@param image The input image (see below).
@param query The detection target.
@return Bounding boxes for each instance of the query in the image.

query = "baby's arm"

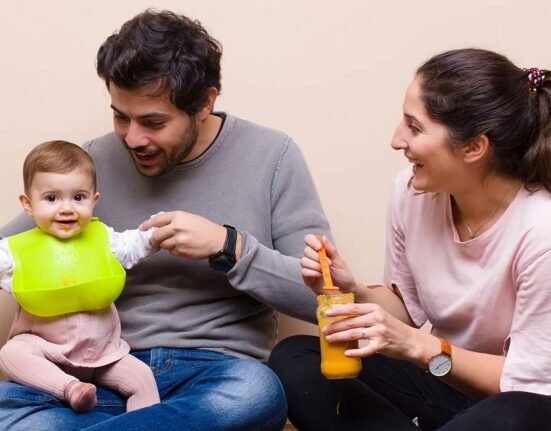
[107,226,158,269]
[0,239,15,293]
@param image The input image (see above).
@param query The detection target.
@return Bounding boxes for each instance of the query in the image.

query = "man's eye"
[114,114,129,122]
[146,121,165,129]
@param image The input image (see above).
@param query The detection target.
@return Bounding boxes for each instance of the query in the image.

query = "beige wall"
[0,1,549,348]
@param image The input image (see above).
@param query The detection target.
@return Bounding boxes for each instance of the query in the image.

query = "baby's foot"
[64,380,97,412]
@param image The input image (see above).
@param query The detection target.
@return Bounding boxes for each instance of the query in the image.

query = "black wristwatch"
[208,225,237,273]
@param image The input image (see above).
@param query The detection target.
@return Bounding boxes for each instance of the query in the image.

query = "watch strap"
[222,225,237,257]
[440,337,452,357]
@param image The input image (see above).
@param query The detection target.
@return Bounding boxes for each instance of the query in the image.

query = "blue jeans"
[0,348,288,431]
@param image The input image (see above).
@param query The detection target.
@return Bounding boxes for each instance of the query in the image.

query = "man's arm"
[227,139,331,323]
[1,212,35,238]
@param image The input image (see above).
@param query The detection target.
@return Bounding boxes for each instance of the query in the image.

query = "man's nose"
[124,121,148,149]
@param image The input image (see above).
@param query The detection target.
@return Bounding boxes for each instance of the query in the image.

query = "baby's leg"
[94,354,160,411]
[0,338,96,412]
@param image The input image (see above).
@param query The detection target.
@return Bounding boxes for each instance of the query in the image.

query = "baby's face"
[20,169,99,239]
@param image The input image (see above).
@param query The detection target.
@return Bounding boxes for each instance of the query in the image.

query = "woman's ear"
[462,134,490,164]
[19,194,33,217]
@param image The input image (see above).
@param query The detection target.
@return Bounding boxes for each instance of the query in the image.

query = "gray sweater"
[1,114,331,361]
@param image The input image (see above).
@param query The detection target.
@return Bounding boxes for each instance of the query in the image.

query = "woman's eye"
[408,124,421,135]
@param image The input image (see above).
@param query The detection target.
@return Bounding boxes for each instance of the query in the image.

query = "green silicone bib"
[8,218,125,317]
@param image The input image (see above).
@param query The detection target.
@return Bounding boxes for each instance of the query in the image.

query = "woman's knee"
[268,335,320,387]
[444,391,551,431]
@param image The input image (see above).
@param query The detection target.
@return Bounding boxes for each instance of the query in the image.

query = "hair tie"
[524,67,545,91]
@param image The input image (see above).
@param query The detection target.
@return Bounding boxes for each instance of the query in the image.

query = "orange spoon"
[317,236,339,291]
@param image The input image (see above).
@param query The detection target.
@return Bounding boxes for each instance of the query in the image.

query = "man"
[0,9,330,430]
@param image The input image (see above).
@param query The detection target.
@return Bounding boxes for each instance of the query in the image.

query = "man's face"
[109,83,198,177]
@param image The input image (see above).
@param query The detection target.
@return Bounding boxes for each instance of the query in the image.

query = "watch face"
[209,254,236,273]
[428,353,452,377]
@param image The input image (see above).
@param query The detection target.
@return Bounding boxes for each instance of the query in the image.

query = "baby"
[0,140,160,412]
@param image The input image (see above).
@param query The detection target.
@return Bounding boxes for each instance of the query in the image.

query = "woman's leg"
[269,335,474,431]
[440,391,551,431]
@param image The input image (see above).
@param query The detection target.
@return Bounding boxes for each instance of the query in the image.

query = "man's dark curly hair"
[96,9,222,115]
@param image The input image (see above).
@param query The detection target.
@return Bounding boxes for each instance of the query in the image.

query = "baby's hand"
[139,212,165,231]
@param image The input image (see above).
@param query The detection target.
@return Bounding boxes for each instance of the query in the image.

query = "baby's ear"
[93,192,101,206]
[19,194,33,217]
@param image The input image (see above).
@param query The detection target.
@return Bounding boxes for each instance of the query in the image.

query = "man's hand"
[140,211,227,259]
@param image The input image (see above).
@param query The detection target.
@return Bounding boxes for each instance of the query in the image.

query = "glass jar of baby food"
[316,292,362,379]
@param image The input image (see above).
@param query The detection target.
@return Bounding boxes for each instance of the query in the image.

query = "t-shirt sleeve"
[500,243,551,394]
[383,170,427,328]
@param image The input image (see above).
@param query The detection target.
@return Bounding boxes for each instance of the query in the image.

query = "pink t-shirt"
[384,168,551,395]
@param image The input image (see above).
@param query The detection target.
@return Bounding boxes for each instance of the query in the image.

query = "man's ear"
[197,87,219,121]
[19,194,33,217]
[462,134,490,164]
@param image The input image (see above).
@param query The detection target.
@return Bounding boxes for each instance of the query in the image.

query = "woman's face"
[391,77,465,193]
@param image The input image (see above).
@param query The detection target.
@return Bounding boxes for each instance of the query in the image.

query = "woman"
[268,49,551,430]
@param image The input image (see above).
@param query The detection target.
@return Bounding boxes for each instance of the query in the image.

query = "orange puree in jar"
[316,292,362,379]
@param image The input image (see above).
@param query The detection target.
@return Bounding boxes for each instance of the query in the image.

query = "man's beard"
[127,119,199,177]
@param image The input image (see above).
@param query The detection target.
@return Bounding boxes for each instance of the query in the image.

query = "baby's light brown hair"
[23,140,97,194]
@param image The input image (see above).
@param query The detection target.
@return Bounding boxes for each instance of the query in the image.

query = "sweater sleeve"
[228,138,330,323]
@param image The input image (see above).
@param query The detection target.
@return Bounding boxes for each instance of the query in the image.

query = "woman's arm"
[301,234,414,325]
[323,302,504,398]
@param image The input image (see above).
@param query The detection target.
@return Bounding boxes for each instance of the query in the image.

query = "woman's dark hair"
[417,48,551,191]
[96,9,222,115]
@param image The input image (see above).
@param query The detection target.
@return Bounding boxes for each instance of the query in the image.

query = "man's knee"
[208,359,287,430]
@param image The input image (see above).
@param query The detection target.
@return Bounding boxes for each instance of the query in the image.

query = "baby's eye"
[46,195,57,202]
[74,194,86,202]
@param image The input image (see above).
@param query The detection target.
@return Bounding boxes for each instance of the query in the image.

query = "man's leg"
[440,391,551,431]
[84,348,287,431]
[0,381,124,431]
